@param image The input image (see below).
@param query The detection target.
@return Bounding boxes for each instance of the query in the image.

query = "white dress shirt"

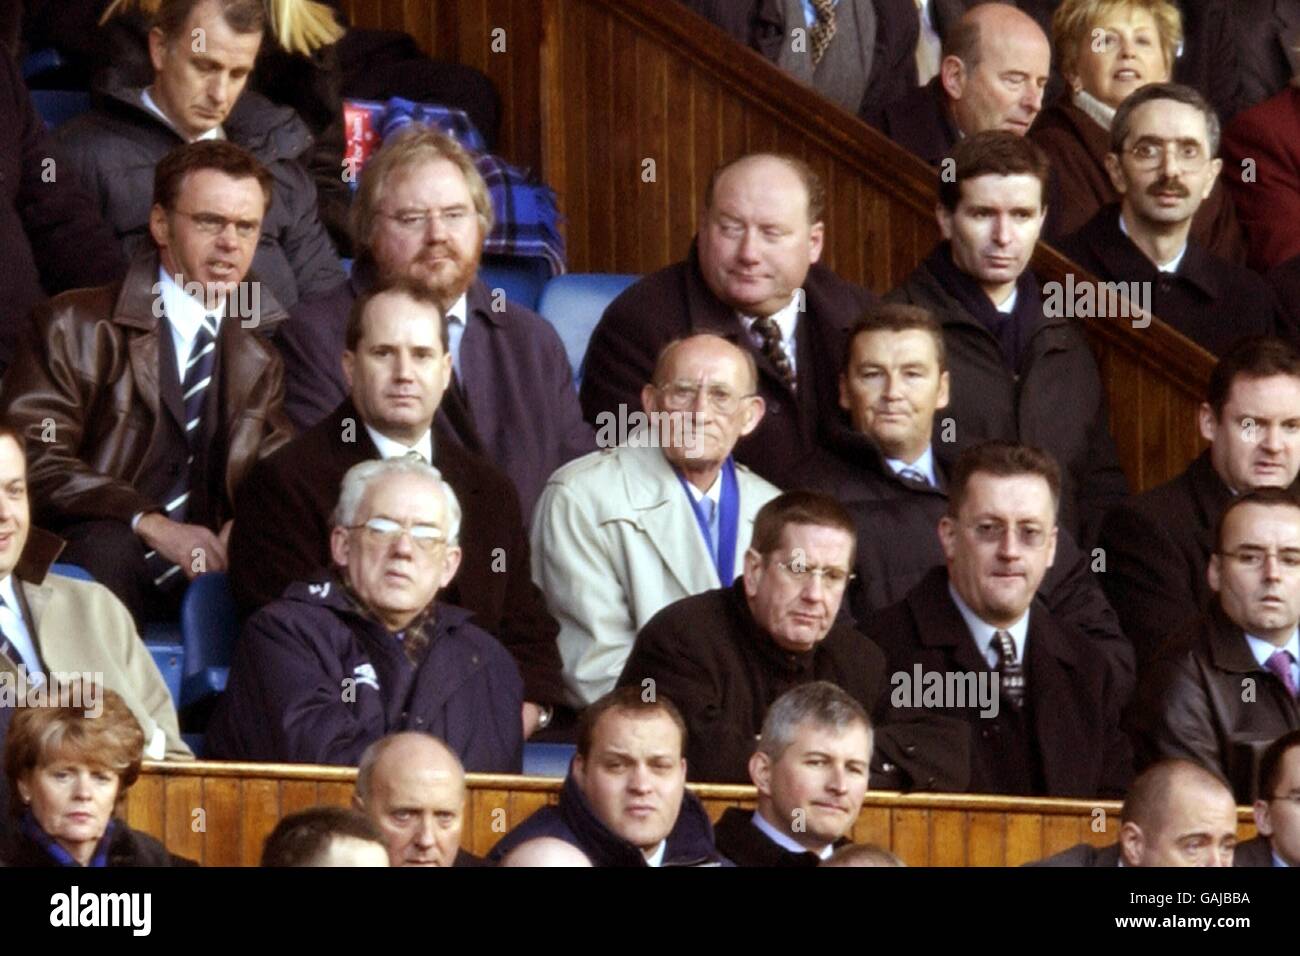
[0,574,40,678]
[364,425,434,464]
[949,583,1030,668]
[141,88,223,141]
[156,267,224,383]
[885,444,937,487]
[752,810,834,860]
[643,839,667,867]
[445,292,470,377]
[740,293,802,378]
[1119,211,1188,273]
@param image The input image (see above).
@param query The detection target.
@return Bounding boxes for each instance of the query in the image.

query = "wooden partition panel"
[122,762,1257,867]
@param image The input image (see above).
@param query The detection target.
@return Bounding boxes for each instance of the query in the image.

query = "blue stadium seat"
[48,563,184,708]
[21,48,64,82]
[29,90,91,131]
[523,742,576,778]
[179,572,239,712]
[480,255,552,312]
[536,273,639,386]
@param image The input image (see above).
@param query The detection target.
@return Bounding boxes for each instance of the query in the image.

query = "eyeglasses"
[379,207,475,232]
[774,561,854,589]
[172,209,261,240]
[346,517,447,551]
[655,382,754,415]
[1124,138,1208,171]
[966,520,1051,549]
[1217,548,1300,571]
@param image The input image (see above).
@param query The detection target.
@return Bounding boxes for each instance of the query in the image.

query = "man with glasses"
[1058,82,1283,356]
[616,490,968,789]
[1237,729,1300,866]
[0,140,293,627]
[207,456,524,771]
[1131,489,1300,802]
[867,440,1133,797]
[228,276,566,740]
[532,334,780,710]
[280,125,593,519]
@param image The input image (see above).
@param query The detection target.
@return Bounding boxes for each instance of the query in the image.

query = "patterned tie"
[809,0,838,66]
[404,448,426,464]
[397,615,435,668]
[898,467,929,487]
[1266,649,1299,698]
[990,630,1026,710]
[144,317,219,590]
[751,315,797,390]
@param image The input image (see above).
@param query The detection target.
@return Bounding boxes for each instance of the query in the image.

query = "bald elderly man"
[580,153,875,490]
[1033,759,1240,866]
[881,3,1051,165]
[352,732,483,867]
[499,837,594,868]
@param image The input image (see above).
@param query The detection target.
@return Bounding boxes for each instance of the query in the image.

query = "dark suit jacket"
[615,580,970,790]
[1233,0,1300,113]
[879,77,958,165]
[866,567,1135,798]
[1031,99,1246,264]
[713,806,842,867]
[580,244,875,489]
[1130,606,1300,802]
[804,422,1135,704]
[885,252,1127,549]
[1029,842,1123,867]
[275,265,595,520]
[1057,205,1281,357]
[1098,451,1238,670]
[1223,86,1300,272]
[1233,835,1278,867]
[227,398,566,706]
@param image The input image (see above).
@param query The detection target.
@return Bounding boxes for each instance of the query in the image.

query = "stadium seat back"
[179,572,239,710]
[536,273,639,386]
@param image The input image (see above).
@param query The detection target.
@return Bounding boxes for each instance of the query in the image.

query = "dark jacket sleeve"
[578,283,665,427]
[869,678,973,793]
[616,616,760,784]
[272,158,347,302]
[858,0,920,127]
[1128,650,1225,779]
[1076,371,1129,552]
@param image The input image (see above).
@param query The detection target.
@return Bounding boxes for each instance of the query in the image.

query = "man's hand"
[218,519,233,553]
[136,513,228,579]
[522,701,545,739]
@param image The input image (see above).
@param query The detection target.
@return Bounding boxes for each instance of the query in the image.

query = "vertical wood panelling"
[200,777,243,867]
[163,775,204,863]
[930,809,968,866]
[1004,813,1043,867]
[967,812,1006,867]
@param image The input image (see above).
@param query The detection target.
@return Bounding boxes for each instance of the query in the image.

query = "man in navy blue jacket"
[207,456,523,772]
[489,688,725,867]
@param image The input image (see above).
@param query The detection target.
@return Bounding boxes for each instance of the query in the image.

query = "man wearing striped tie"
[0,140,293,626]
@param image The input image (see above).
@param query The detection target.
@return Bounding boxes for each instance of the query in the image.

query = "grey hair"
[757,682,872,761]
[331,457,462,545]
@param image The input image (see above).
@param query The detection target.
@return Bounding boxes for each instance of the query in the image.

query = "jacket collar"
[1185,450,1235,552]
[14,528,66,586]
[723,578,822,680]
[282,573,474,633]
[1082,205,1221,299]
[1203,603,1276,675]
[113,248,288,334]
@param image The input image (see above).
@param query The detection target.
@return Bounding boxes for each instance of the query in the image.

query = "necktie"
[751,315,797,390]
[699,496,719,556]
[898,467,929,487]
[0,595,42,683]
[990,630,1026,710]
[809,0,838,66]
[404,448,427,464]
[1266,649,1299,698]
[144,316,219,590]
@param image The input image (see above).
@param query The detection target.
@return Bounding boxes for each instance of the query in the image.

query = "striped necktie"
[990,630,1026,710]
[144,317,219,590]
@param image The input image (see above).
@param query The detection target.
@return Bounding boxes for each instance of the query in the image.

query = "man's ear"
[936,203,954,241]
[330,525,351,569]
[351,792,366,812]
[641,383,659,417]
[1197,401,1217,444]
[749,750,772,794]
[149,204,170,258]
[939,55,966,101]
[742,548,764,598]
[937,515,958,562]
[738,396,766,437]
[147,27,170,75]
[438,545,463,590]
[808,221,825,264]
[1202,157,1224,200]
[1207,552,1223,595]
[342,349,357,392]
[571,753,586,789]
[1253,798,1274,837]
[936,369,951,411]
[839,373,851,412]
[1103,152,1128,195]
[1118,821,1144,867]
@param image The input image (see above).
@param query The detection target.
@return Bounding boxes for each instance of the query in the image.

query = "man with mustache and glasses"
[866,440,1133,797]
[1059,82,1285,356]
[1131,489,1300,803]
[207,456,524,771]
[278,125,593,521]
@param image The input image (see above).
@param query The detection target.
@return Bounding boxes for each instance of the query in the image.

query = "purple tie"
[1266,650,1299,698]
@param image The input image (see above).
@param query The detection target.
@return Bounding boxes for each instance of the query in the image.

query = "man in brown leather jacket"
[0,140,293,625]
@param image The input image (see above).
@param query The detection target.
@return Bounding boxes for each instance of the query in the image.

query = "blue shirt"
[885,445,937,487]
[1244,628,1300,690]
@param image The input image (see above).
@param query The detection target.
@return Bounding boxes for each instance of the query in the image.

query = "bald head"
[354,733,467,867]
[499,837,594,868]
[941,3,1050,138]
[1119,760,1239,867]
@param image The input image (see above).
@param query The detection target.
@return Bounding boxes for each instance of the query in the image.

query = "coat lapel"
[907,568,993,676]
[1024,609,1096,792]
[621,443,719,595]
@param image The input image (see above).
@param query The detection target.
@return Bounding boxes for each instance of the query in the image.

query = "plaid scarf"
[338,576,439,669]
[22,810,117,868]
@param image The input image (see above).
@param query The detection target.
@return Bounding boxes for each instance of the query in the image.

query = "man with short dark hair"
[260,807,389,867]
[616,491,967,789]
[0,139,293,625]
[1058,82,1281,356]
[228,276,565,737]
[207,458,524,771]
[1131,490,1300,801]
[1099,336,1300,669]
[1033,759,1239,866]
[352,732,483,867]
[713,682,872,866]
[881,2,1051,164]
[868,440,1133,797]
[887,130,1126,549]
[804,303,1133,695]
[55,0,344,312]
[489,688,726,867]
[1237,729,1300,866]
[581,152,875,490]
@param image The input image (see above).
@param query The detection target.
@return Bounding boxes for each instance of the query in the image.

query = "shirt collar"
[885,445,937,487]
[140,87,224,141]
[0,574,20,612]
[751,810,833,860]
[1118,211,1188,273]
[738,293,801,346]
[949,581,1030,666]
[446,291,469,327]
[994,285,1019,314]
[1244,628,1300,670]
[363,424,435,463]
[681,469,723,507]
[643,840,667,867]
[157,267,223,339]
[1273,850,1291,868]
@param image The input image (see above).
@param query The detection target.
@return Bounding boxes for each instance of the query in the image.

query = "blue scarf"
[21,809,117,867]
[676,457,741,586]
